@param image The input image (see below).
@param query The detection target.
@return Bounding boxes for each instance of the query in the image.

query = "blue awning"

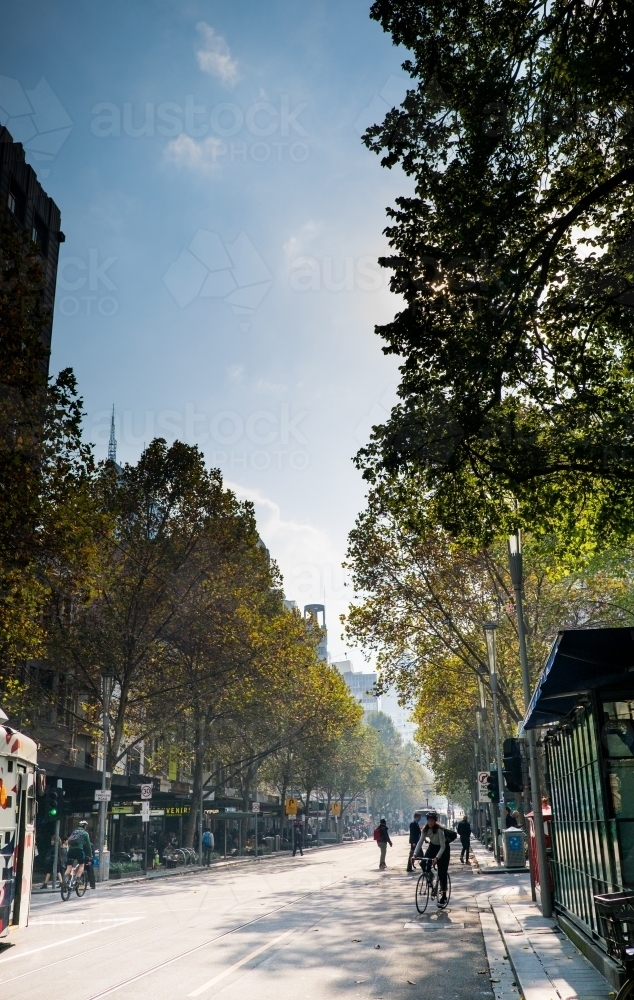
[521,627,634,731]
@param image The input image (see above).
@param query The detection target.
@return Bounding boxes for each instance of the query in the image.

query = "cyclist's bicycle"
[61,862,88,901]
[415,857,452,913]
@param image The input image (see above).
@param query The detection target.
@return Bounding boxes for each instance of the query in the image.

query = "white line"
[0,917,142,966]
[188,928,295,997]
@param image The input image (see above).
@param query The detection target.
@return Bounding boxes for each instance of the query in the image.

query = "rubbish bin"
[502,828,526,868]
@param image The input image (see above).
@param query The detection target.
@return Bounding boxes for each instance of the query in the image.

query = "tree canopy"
[358,0,634,547]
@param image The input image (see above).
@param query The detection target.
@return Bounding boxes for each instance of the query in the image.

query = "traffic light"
[46,789,59,819]
[502,737,524,793]
[486,770,500,803]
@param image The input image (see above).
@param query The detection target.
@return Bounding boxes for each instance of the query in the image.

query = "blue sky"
[1,1,410,664]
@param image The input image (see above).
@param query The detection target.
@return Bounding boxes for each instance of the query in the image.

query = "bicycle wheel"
[415,872,430,913]
[60,875,71,901]
[437,873,451,909]
[617,978,634,1000]
[76,871,88,897]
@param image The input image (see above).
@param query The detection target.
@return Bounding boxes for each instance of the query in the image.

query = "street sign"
[331,802,341,816]
[477,771,490,804]
[94,789,111,802]
[251,801,260,812]
[140,784,152,800]
[141,801,150,822]
[285,797,298,816]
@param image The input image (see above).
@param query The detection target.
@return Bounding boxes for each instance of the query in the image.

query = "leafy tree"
[358,1,634,546]
[320,723,385,839]
[345,479,634,792]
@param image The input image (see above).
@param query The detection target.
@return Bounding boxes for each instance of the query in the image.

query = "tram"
[0,709,38,938]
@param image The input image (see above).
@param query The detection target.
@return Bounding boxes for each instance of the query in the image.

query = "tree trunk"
[184,737,204,847]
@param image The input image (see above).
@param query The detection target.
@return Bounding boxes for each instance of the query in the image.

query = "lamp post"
[99,670,114,883]
[508,532,552,916]
[483,623,504,863]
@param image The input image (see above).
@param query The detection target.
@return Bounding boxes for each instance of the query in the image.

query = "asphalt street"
[0,837,500,1000]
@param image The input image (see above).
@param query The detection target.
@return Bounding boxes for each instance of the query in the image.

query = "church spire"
[108,405,117,464]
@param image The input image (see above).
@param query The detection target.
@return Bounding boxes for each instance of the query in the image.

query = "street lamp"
[99,670,114,883]
[483,621,504,862]
[507,531,552,916]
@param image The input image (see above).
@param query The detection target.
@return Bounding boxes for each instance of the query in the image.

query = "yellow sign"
[285,797,298,815]
[331,802,341,816]
[168,746,178,781]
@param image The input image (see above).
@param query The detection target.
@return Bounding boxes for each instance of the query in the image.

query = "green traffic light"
[49,807,58,817]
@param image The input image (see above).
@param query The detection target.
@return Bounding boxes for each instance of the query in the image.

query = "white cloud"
[282,220,322,262]
[195,22,240,88]
[226,364,244,381]
[228,482,349,622]
[163,133,225,173]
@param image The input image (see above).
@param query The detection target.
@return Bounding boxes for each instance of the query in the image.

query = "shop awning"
[521,627,634,731]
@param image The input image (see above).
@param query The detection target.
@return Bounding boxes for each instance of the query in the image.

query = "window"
[31,213,49,256]
[7,180,25,224]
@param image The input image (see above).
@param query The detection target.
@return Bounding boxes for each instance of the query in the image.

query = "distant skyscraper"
[304,604,327,662]
[107,406,117,464]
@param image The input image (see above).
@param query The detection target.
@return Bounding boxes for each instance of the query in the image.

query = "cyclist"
[414,810,450,906]
[65,820,92,881]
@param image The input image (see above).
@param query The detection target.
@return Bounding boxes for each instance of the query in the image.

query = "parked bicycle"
[61,861,88,901]
[415,857,452,913]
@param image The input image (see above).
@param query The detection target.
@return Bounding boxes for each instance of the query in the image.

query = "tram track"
[0,855,375,999]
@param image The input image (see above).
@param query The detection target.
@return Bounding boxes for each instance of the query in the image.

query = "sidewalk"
[470,840,614,1000]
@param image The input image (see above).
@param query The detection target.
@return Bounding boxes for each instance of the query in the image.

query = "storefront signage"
[164,805,190,816]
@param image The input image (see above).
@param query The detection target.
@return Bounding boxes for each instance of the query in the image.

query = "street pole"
[52,778,62,889]
[199,755,204,865]
[478,674,500,862]
[99,671,114,883]
[508,532,552,917]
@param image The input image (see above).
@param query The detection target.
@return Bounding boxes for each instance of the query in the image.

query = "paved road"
[0,837,497,1000]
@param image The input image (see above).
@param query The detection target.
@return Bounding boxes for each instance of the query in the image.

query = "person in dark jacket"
[414,811,450,905]
[376,818,392,869]
[457,815,471,864]
[407,811,422,872]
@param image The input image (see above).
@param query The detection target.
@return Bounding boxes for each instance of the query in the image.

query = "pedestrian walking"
[374,818,392,869]
[40,836,63,888]
[202,828,214,865]
[407,811,422,872]
[86,834,96,888]
[292,819,303,856]
[457,814,471,864]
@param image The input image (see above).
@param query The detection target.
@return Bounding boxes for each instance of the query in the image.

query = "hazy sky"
[1,1,410,665]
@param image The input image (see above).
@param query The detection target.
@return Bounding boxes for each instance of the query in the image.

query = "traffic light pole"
[51,778,62,890]
[508,534,552,918]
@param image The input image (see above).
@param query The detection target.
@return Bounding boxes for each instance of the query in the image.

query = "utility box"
[502,828,526,868]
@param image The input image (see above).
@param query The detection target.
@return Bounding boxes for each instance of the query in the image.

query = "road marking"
[188,928,295,996]
[0,917,142,967]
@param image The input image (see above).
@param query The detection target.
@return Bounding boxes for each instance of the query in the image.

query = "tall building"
[0,125,64,370]
[304,604,327,662]
[333,661,380,714]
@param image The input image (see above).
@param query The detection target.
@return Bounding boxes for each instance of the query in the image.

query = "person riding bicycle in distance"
[414,810,450,906]
[65,820,92,880]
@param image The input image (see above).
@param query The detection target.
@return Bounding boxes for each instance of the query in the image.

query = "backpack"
[68,830,83,847]
[373,826,381,841]
[202,831,212,847]
[443,827,458,843]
